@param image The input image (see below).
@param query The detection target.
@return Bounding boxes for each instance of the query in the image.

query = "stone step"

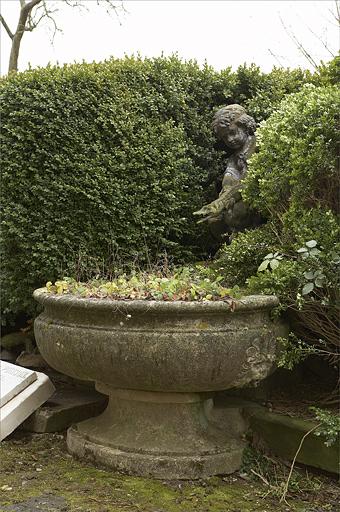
[22,386,108,433]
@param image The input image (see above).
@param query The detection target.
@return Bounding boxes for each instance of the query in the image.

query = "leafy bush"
[243,84,339,218]
[310,407,340,447]
[248,242,340,363]
[0,56,334,324]
[213,224,278,287]
[222,84,340,364]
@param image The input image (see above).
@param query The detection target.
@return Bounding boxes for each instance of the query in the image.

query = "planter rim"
[33,288,279,313]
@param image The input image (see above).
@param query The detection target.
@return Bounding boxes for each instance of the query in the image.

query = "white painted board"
[0,364,55,441]
[0,361,37,407]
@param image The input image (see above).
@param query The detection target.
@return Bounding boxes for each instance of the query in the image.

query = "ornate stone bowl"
[33,290,287,479]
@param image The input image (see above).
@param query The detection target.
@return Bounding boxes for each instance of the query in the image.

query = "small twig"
[280,423,321,504]
[250,468,270,486]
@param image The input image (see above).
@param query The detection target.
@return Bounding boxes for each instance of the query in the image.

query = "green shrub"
[238,85,339,363]
[243,84,339,218]
[0,56,334,324]
[213,224,278,287]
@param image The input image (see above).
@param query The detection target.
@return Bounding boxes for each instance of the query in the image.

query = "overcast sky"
[0,1,339,75]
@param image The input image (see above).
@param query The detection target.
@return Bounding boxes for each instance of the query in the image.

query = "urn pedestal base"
[66,385,246,479]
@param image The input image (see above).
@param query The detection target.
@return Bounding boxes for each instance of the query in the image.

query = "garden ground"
[0,431,339,512]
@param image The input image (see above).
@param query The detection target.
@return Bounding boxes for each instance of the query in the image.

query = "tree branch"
[25,2,62,41]
[23,0,44,13]
[279,15,319,69]
[0,14,14,39]
[97,0,126,22]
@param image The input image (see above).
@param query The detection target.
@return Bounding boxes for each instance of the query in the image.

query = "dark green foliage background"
[1,56,334,323]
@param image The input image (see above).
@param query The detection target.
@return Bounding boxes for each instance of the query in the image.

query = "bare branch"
[0,14,14,39]
[268,48,285,68]
[5,0,126,73]
[25,2,62,41]
[279,15,319,69]
[305,22,336,58]
[96,0,126,22]
[64,1,89,13]
[329,0,340,25]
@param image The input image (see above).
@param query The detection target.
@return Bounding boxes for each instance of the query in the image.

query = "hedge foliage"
[0,56,336,323]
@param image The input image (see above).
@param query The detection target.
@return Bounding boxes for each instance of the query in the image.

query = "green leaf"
[302,282,314,295]
[303,271,315,280]
[258,260,270,272]
[269,259,280,270]
[305,240,317,248]
[309,248,321,257]
[314,277,325,288]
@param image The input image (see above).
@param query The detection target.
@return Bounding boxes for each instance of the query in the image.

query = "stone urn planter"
[33,290,287,479]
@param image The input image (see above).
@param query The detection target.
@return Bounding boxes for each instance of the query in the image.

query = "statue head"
[212,104,256,151]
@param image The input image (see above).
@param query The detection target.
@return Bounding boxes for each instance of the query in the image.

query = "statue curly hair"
[212,104,256,141]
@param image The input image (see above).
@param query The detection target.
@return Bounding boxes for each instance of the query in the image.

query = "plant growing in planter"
[34,267,287,479]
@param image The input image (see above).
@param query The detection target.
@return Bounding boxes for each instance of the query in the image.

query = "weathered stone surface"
[16,351,48,369]
[33,292,286,392]
[194,104,261,238]
[33,290,287,479]
[1,362,37,408]
[244,405,340,475]
[67,387,245,479]
[22,387,108,433]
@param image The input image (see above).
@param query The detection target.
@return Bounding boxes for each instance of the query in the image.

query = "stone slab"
[1,366,55,441]
[22,387,108,433]
[244,405,340,475]
[0,361,37,407]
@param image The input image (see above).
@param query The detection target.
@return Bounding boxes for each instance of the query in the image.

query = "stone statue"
[194,104,260,239]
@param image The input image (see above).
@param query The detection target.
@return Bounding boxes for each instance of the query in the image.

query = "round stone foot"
[66,387,246,479]
[67,425,243,479]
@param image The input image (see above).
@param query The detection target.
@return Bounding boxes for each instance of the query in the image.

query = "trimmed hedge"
[0,56,334,324]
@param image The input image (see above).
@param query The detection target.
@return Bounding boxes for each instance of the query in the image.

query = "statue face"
[219,122,247,150]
